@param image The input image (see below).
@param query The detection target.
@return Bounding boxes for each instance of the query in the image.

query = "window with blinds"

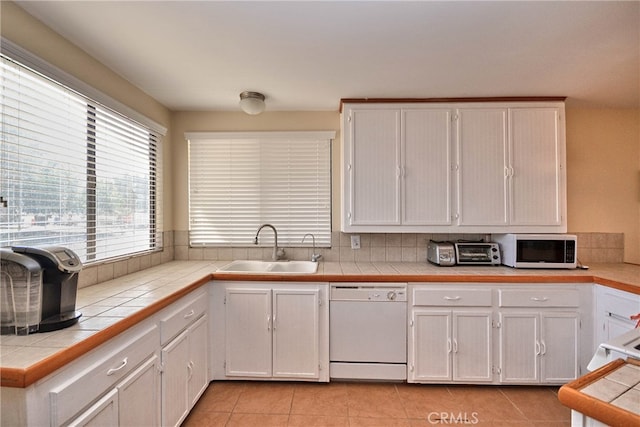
[0,53,162,263]
[187,132,333,248]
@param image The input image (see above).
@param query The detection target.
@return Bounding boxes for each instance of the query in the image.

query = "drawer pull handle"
[530,297,548,302]
[107,357,128,376]
[444,296,461,301]
[183,309,195,319]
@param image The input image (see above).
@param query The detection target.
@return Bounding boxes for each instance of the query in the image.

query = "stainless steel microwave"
[493,234,577,269]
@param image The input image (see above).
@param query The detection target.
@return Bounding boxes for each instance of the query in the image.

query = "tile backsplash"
[173,230,625,264]
[78,230,623,288]
[572,232,624,264]
[78,231,174,288]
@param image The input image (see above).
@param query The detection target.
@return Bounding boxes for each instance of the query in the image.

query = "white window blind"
[187,132,333,247]
[0,53,162,263]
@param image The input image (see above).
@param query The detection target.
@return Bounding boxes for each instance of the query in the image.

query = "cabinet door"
[402,109,452,225]
[453,311,493,382]
[272,289,320,379]
[225,288,272,377]
[346,108,401,226]
[67,389,118,427]
[595,285,640,346]
[456,108,509,226]
[540,312,579,383]
[499,312,539,383]
[161,330,190,427]
[411,310,451,381]
[509,108,563,225]
[188,314,209,407]
[118,354,160,427]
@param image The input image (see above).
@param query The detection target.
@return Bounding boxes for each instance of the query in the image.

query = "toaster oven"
[427,241,501,266]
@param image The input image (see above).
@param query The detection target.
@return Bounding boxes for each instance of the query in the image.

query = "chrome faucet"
[254,224,286,261]
[302,233,322,262]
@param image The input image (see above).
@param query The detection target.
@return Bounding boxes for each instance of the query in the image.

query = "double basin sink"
[217,260,318,274]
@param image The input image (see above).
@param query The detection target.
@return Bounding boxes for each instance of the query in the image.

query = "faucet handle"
[276,247,286,260]
[311,253,322,263]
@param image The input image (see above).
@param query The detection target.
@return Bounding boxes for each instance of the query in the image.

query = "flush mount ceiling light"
[239,91,266,115]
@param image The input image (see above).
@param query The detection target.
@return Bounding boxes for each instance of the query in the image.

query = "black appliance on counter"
[1,246,82,334]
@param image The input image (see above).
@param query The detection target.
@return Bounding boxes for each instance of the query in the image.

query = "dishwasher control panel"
[330,283,407,302]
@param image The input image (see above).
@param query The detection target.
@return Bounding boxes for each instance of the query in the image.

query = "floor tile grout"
[183,381,571,426]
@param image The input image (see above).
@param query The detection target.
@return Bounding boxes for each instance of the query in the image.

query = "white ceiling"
[15,1,640,111]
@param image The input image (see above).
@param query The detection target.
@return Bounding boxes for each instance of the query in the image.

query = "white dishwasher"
[329,283,407,380]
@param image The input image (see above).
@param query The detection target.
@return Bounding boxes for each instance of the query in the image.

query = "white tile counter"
[559,358,640,425]
[1,260,638,387]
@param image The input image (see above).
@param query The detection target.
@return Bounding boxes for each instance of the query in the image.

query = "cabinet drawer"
[160,289,208,345]
[50,323,158,426]
[599,287,640,319]
[499,288,579,307]
[413,288,492,307]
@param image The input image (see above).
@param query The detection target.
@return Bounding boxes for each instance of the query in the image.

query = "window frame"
[186,131,334,248]
[1,40,165,264]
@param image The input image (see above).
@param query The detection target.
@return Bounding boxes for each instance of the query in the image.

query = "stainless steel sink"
[216,260,318,274]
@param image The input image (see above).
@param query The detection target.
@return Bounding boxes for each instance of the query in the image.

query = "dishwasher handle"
[330,285,407,302]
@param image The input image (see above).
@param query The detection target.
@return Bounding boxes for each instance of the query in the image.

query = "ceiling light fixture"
[239,91,266,115]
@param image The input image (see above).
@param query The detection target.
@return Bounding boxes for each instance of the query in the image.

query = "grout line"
[393,382,411,420]
[497,386,529,422]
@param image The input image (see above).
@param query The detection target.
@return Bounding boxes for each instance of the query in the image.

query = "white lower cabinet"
[594,285,640,347]
[69,355,161,427]
[67,388,119,427]
[498,287,580,384]
[212,282,329,382]
[55,288,209,427]
[499,311,579,383]
[160,290,209,427]
[409,283,583,385]
[410,310,493,382]
[225,286,321,379]
[48,322,161,427]
[409,286,493,383]
[118,355,161,426]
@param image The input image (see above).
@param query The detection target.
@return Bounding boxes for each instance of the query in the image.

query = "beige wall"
[566,108,640,264]
[4,1,640,265]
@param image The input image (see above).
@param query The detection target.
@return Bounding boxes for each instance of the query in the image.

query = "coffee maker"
[1,246,82,335]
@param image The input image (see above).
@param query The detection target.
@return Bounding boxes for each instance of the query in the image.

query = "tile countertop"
[1,260,638,388]
[559,358,640,426]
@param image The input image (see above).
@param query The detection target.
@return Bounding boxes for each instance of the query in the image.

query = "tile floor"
[182,381,571,426]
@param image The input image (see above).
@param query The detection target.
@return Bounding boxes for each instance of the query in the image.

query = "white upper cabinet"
[402,109,453,226]
[456,108,509,226]
[508,107,564,226]
[341,100,566,233]
[345,108,401,226]
[342,104,453,231]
